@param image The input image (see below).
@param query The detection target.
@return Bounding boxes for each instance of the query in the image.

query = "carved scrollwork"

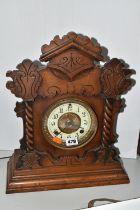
[47,86,62,97]
[6,59,42,101]
[45,85,97,97]
[80,85,95,96]
[101,58,135,98]
[47,50,94,81]
[75,145,119,163]
[94,145,119,163]
[16,151,42,169]
[55,155,81,165]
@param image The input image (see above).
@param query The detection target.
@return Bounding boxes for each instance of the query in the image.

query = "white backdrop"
[0,0,139,158]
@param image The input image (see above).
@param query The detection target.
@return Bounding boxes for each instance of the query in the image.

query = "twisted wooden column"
[102,99,113,146]
[25,102,34,151]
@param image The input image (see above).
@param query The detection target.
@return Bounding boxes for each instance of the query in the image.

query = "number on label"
[66,137,78,146]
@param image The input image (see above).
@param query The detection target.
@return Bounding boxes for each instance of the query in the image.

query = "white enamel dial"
[42,99,98,149]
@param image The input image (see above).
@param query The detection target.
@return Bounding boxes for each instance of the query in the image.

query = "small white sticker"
[65,137,78,146]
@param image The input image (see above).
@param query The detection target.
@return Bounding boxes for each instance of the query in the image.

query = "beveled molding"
[7,150,129,194]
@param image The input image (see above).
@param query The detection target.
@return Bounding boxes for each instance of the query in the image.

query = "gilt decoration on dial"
[42,99,98,149]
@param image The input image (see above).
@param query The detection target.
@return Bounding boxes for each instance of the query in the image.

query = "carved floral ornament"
[40,32,103,82]
[6,59,42,101]
[101,58,135,98]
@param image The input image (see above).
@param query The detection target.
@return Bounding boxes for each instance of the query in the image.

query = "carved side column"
[99,58,135,162]
[14,101,34,151]
[102,99,113,146]
[101,58,135,146]
[25,102,34,151]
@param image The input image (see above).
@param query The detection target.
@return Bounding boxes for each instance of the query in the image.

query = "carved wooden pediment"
[40,32,104,81]
[40,32,103,62]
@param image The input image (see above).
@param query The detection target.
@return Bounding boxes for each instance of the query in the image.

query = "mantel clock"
[6,32,135,193]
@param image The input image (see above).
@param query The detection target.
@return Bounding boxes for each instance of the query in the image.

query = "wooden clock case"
[6,32,135,193]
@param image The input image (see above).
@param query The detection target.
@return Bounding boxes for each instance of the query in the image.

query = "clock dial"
[42,99,98,149]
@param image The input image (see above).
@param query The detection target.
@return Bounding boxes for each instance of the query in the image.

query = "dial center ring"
[58,112,81,134]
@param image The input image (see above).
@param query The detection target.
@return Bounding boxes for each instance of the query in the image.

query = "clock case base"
[6,149,129,194]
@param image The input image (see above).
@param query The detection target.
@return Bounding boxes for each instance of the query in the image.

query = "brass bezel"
[42,98,98,150]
